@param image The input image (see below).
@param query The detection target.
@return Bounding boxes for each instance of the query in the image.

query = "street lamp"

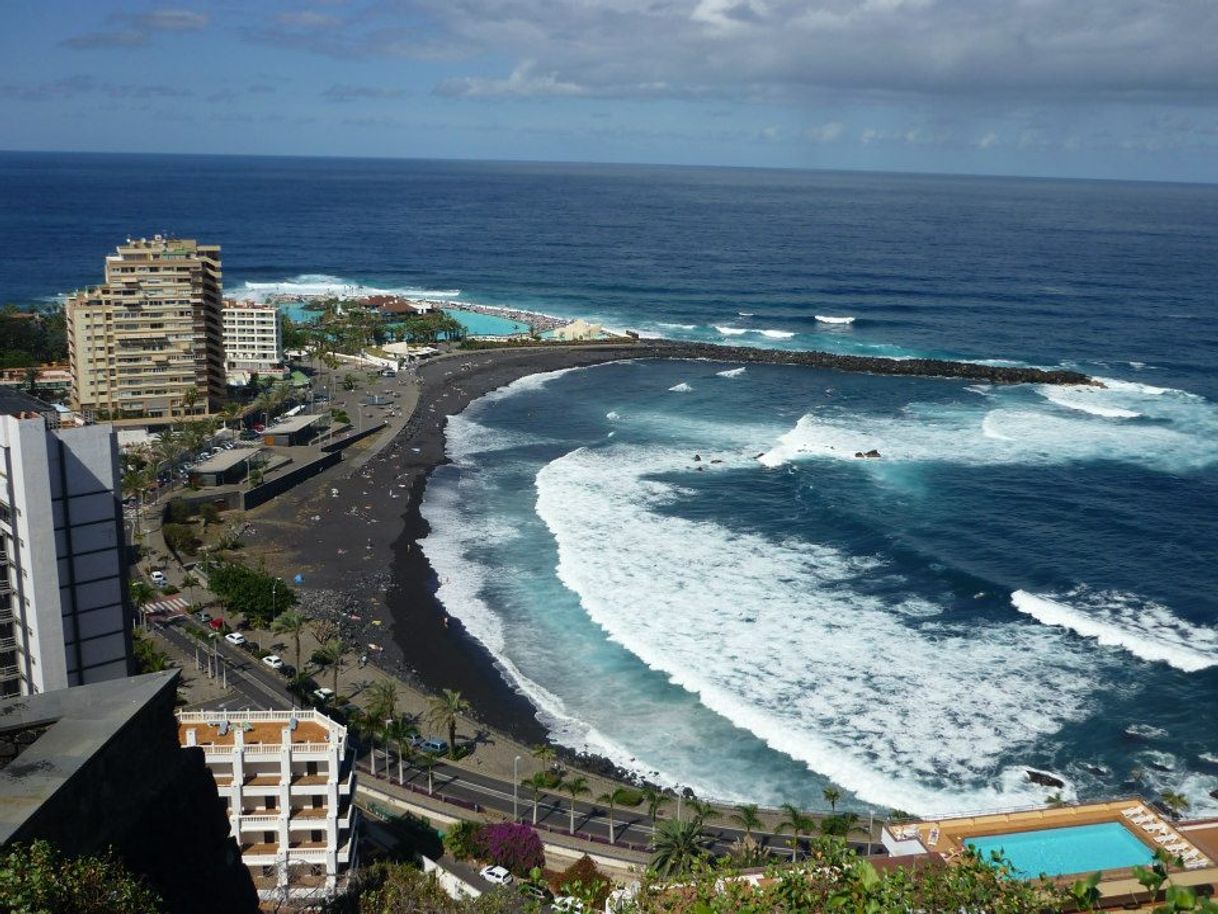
[513,755,521,822]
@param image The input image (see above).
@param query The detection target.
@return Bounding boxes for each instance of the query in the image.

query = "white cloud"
[805,121,845,143]
[977,131,999,149]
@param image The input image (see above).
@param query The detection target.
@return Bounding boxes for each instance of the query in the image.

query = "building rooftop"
[191,446,261,474]
[0,387,56,420]
[176,709,344,750]
[222,299,277,311]
[0,671,179,847]
[264,413,322,434]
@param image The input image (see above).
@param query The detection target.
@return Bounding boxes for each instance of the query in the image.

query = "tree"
[688,797,715,824]
[415,751,440,796]
[0,839,164,914]
[531,742,557,771]
[132,630,169,673]
[649,817,713,878]
[643,786,670,826]
[427,689,469,760]
[599,787,633,845]
[778,803,816,860]
[180,573,200,606]
[206,561,296,627]
[312,639,347,697]
[1161,790,1191,819]
[522,771,551,826]
[1068,871,1103,913]
[563,776,590,835]
[822,786,841,812]
[270,610,307,673]
[384,716,416,785]
[730,803,763,840]
[366,679,399,724]
[129,580,157,628]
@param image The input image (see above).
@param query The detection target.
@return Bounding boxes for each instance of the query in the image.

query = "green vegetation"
[205,560,297,627]
[650,817,714,878]
[0,306,66,370]
[0,840,163,914]
[162,522,202,557]
[426,689,470,760]
[131,630,170,674]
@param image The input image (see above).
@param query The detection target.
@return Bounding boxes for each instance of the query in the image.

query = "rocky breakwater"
[635,340,1098,386]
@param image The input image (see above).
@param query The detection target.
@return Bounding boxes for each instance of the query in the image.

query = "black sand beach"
[243,341,1096,747]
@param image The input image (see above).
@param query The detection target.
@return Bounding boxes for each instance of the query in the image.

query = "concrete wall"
[242,452,342,510]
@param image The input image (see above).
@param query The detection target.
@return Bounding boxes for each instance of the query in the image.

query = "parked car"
[552,897,585,913]
[196,611,212,624]
[149,571,168,586]
[224,632,246,646]
[313,686,335,703]
[262,654,284,670]
[519,884,552,903]
[240,429,258,441]
[479,865,513,886]
[420,738,448,755]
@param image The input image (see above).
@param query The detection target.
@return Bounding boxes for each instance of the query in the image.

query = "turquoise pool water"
[446,308,530,336]
[279,301,322,324]
[966,822,1154,877]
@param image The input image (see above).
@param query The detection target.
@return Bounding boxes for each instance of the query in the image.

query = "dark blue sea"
[3,152,1216,815]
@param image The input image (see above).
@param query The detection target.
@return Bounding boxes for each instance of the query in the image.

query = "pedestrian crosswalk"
[146,596,190,616]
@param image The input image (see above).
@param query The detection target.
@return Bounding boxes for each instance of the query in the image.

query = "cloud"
[276,11,341,30]
[404,0,1218,106]
[805,121,845,144]
[976,131,999,149]
[62,7,208,50]
[0,76,191,102]
[322,84,407,102]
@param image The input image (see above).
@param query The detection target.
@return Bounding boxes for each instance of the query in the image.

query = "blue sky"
[3,1,1217,182]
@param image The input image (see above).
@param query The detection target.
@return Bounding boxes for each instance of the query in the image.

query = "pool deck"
[884,798,1218,892]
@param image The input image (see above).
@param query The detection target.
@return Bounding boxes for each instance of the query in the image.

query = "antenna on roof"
[219,720,229,736]
[289,717,298,731]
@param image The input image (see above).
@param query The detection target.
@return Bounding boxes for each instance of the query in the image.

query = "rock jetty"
[630,340,1097,386]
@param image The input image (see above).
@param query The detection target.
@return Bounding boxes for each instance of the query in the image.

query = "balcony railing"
[238,814,282,830]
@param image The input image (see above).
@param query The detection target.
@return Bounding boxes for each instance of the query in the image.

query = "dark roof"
[0,387,55,419]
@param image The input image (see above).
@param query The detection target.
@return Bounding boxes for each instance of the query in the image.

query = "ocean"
[2,152,1215,815]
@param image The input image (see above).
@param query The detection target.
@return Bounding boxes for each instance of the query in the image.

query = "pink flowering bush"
[476,822,545,875]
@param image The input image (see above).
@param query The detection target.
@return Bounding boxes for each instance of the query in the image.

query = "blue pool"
[966,822,1155,877]
[445,308,530,336]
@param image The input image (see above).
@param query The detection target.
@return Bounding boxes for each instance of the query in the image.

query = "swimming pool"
[446,308,531,336]
[966,822,1155,877]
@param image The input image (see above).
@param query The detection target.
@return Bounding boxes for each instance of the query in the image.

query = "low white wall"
[422,856,482,900]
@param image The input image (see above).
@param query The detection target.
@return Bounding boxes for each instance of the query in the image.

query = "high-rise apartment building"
[0,389,132,697]
[176,708,358,903]
[222,299,284,378]
[66,236,225,423]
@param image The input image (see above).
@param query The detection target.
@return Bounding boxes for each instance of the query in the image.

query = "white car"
[224,632,246,646]
[313,687,335,702]
[262,654,284,670]
[149,571,168,586]
[479,865,513,886]
[553,897,585,913]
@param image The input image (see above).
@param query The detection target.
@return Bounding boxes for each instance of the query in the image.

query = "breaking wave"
[668,382,693,392]
[714,325,796,340]
[717,367,747,378]
[815,314,856,324]
[533,445,1106,814]
[1010,590,1218,673]
[229,273,460,302]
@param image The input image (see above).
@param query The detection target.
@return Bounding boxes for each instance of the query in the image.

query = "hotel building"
[222,299,285,380]
[0,389,132,697]
[176,708,358,903]
[66,236,225,423]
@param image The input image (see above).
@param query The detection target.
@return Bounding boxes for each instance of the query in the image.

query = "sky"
[2,1,1217,182]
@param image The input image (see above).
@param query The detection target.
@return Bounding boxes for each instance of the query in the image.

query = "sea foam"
[533,444,1105,814]
[717,367,747,378]
[815,315,856,325]
[232,273,461,302]
[1011,590,1218,673]
[668,382,693,392]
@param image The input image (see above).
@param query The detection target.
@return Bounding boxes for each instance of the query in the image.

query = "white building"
[177,708,358,903]
[0,389,132,697]
[222,300,285,380]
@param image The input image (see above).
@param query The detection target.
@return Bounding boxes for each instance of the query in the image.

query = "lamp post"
[385,718,393,776]
[867,809,874,856]
[513,755,521,822]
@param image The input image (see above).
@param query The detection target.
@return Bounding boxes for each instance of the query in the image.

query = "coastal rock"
[1026,769,1065,788]
[693,454,702,462]
[854,449,882,459]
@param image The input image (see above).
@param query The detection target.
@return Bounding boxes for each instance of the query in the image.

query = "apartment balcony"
[0,664,20,683]
[237,813,283,832]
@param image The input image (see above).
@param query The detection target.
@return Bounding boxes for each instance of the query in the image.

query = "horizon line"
[1,147,1214,189]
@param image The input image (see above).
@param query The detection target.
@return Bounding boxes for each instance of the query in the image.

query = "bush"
[475,823,545,876]
[162,523,201,556]
[441,820,481,861]
[615,788,644,807]
[132,631,169,674]
[0,839,164,914]
[552,855,609,908]
[166,498,193,524]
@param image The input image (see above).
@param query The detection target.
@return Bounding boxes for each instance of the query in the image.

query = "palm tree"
[385,717,415,785]
[599,787,633,845]
[730,803,763,840]
[778,803,816,861]
[129,580,157,629]
[650,818,713,878]
[823,787,841,812]
[180,573,200,605]
[366,679,399,723]
[643,786,670,825]
[688,797,716,824]
[427,689,469,760]
[532,742,557,773]
[563,776,589,835]
[271,611,307,673]
[1160,790,1191,819]
[415,751,440,796]
[523,771,551,825]
[312,639,346,697]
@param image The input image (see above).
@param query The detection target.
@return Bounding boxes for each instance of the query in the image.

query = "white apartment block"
[0,390,132,697]
[222,299,284,377]
[177,708,358,903]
